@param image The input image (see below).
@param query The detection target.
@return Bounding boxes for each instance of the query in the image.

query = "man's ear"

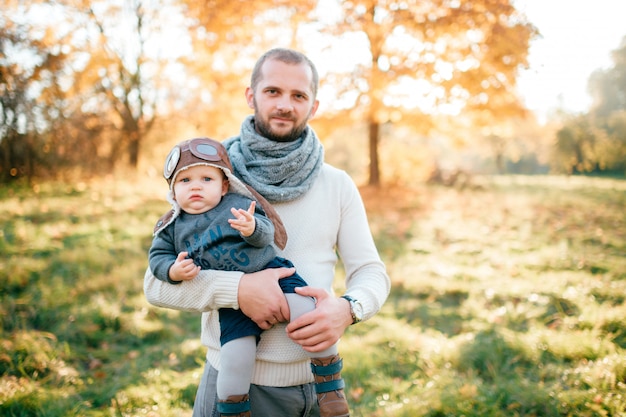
[309,99,320,119]
[245,87,255,109]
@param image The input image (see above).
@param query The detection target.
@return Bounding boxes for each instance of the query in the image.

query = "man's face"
[245,59,319,142]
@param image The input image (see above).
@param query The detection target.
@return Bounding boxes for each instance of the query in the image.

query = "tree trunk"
[368,119,380,186]
[128,132,140,168]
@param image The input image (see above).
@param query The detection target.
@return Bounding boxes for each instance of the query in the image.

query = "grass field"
[1,174,625,416]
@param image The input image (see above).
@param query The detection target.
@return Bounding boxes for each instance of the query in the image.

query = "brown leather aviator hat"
[155,137,287,250]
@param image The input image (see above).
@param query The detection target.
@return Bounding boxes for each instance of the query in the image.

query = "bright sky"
[515,0,626,120]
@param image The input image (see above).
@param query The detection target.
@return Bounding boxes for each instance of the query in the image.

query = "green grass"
[1,174,626,416]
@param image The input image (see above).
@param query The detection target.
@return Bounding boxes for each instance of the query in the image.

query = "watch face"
[354,302,364,321]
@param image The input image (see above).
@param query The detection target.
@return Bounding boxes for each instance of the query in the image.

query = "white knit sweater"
[144,163,390,386]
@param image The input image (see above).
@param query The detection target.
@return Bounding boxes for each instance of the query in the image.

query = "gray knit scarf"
[223,115,324,203]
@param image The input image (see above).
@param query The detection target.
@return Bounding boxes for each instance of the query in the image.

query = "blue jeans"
[192,362,320,417]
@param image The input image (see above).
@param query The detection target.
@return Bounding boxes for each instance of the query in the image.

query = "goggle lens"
[191,141,221,161]
[164,147,180,180]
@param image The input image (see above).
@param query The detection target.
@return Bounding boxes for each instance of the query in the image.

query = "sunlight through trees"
[1,0,623,184]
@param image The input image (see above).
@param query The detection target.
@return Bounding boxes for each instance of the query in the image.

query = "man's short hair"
[250,48,319,99]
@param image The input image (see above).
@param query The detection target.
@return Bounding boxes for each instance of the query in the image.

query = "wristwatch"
[341,295,363,325]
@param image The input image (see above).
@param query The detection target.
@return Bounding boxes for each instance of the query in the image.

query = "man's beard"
[253,109,309,143]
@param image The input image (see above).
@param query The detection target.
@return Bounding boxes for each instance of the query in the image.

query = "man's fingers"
[294,285,326,300]
[238,268,294,326]
[275,267,296,279]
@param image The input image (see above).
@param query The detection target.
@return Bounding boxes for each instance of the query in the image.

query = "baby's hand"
[169,251,200,282]
[229,201,257,237]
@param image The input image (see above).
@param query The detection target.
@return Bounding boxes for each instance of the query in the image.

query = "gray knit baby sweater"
[149,192,276,284]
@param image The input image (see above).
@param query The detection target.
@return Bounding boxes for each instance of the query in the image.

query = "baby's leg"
[217,335,256,399]
[284,293,338,358]
[286,293,349,416]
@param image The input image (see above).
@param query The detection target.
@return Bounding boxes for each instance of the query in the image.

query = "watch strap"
[341,295,360,324]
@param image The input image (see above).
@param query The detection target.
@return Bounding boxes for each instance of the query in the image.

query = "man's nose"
[276,97,294,112]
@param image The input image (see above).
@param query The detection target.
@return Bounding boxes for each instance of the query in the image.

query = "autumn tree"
[178,0,318,140]
[1,0,191,180]
[317,0,536,185]
[554,35,626,175]
[589,36,626,118]
[0,2,71,181]
[1,21,36,181]
[552,115,595,174]
[67,0,180,169]
[588,36,626,173]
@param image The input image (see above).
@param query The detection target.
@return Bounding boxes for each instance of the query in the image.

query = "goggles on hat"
[163,137,230,184]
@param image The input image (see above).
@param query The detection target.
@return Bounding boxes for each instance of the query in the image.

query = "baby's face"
[173,165,228,214]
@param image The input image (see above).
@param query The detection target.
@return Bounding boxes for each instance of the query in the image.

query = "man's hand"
[286,286,352,353]
[169,252,200,282]
[238,267,294,329]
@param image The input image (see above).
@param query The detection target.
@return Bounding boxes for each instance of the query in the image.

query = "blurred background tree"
[316,0,536,185]
[553,36,626,175]
[1,0,624,184]
[1,0,69,182]
[1,0,190,180]
[176,0,318,139]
